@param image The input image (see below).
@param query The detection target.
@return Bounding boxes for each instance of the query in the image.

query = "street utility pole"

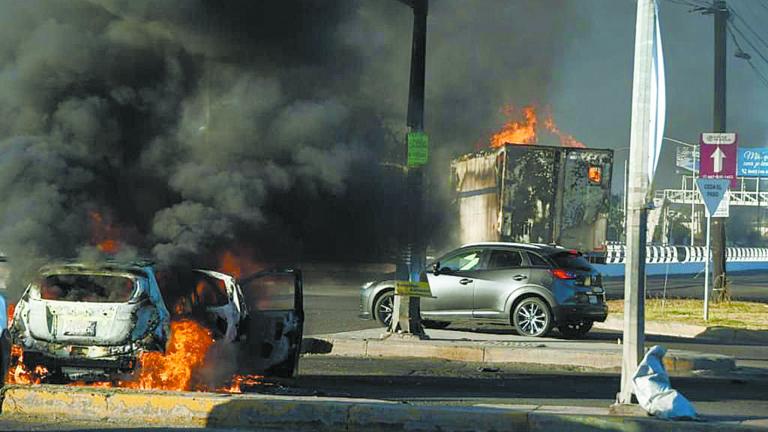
[711,0,729,297]
[616,0,655,406]
[392,0,427,336]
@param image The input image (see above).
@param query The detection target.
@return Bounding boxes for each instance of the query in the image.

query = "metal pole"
[616,0,653,406]
[393,0,427,336]
[704,212,711,320]
[692,149,697,246]
[624,159,629,242]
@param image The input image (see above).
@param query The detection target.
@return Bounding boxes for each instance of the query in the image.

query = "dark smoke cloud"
[0,0,380,294]
[0,0,595,295]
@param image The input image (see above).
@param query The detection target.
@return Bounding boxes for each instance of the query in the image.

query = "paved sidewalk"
[302,328,736,374]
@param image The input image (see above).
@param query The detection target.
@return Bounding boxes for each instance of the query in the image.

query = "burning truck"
[452,143,613,251]
[5,260,303,391]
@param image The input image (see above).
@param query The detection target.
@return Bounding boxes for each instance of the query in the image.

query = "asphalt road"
[603,271,768,301]
[301,268,768,335]
[1,267,766,430]
[301,268,768,371]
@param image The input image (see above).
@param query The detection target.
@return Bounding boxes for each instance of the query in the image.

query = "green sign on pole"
[407,131,429,167]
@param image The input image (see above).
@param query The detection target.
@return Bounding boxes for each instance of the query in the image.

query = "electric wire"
[729,7,768,52]
[726,20,768,89]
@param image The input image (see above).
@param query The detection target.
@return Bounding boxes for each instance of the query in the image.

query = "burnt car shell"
[9,262,171,382]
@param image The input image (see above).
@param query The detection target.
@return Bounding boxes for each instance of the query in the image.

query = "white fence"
[603,244,768,264]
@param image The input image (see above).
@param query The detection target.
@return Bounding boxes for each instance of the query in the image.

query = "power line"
[728,19,768,66]
[729,7,768,51]
[726,21,768,89]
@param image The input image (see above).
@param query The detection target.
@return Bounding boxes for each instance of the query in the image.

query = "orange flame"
[89,211,121,253]
[218,250,264,279]
[543,113,586,148]
[7,303,14,327]
[489,105,586,149]
[6,345,50,385]
[490,105,538,148]
[122,320,215,391]
[219,374,264,393]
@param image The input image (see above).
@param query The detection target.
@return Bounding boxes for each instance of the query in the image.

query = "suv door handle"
[512,275,527,281]
[459,278,473,285]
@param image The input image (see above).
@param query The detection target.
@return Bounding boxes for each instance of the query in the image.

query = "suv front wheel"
[512,297,552,337]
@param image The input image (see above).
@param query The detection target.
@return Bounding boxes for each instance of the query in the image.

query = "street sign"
[737,147,768,177]
[395,281,433,298]
[699,132,738,187]
[407,132,429,167]
[696,178,730,217]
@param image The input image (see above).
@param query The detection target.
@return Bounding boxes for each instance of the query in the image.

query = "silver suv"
[360,242,607,338]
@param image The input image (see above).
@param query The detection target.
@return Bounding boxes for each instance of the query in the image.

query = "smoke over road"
[0,0,589,294]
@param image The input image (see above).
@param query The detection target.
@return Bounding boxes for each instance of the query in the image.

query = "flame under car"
[9,262,304,384]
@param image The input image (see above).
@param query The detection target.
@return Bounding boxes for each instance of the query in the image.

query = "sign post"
[696,178,730,321]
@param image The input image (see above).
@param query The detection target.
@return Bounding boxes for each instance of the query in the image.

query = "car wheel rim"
[517,302,547,335]
[379,295,394,326]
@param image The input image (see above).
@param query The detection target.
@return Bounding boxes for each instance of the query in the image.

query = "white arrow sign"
[711,146,726,173]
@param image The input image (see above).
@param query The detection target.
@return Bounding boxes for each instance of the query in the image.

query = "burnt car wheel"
[512,297,552,337]
[558,320,593,339]
[373,291,394,327]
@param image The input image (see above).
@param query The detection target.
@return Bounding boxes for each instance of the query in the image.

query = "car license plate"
[588,295,598,305]
[63,320,97,337]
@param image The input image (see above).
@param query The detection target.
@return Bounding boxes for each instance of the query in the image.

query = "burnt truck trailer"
[452,144,613,251]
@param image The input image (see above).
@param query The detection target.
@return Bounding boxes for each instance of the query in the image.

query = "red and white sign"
[699,133,738,187]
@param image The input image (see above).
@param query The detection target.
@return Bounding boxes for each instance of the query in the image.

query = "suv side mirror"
[432,262,441,275]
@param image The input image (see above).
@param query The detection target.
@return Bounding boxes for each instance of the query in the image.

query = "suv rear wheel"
[512,297,552,337]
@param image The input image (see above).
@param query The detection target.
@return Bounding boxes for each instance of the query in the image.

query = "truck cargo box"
[452,144,613,251]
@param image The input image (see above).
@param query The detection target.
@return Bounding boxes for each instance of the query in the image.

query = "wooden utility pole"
[711,0,729,298]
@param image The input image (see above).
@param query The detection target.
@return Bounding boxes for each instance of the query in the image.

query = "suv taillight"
[550,269,576,280]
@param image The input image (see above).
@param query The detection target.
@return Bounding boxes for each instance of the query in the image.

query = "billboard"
[737,147,768,177]
[675,145,699,173]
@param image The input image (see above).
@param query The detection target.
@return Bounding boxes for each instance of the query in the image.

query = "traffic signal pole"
[711,0,729,298]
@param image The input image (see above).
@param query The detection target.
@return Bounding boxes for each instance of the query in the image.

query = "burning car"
[9,262,172,382]
[8,261,304,386]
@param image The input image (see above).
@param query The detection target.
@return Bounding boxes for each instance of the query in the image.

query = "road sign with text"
[699,132,738,187]
[696,178,730,217]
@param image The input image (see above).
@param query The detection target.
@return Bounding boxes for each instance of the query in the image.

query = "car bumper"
[359,287,375,320]
[553,304,608,324]
[21,349,139,371]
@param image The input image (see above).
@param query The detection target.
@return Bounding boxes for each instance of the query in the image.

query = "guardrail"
[602,245,768,264]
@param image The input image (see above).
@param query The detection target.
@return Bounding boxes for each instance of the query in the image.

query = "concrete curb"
[595,316,768,345]
[1,385,766,431]
[301,337,736,374]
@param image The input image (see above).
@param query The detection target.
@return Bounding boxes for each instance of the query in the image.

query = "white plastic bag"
[632,345,698,420]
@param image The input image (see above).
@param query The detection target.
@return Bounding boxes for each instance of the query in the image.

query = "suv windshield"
[548,251,593,271]
[40,274,136,303]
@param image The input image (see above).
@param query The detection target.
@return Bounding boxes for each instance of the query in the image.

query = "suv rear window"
[40,274,136,303]
[548,251,593,271]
